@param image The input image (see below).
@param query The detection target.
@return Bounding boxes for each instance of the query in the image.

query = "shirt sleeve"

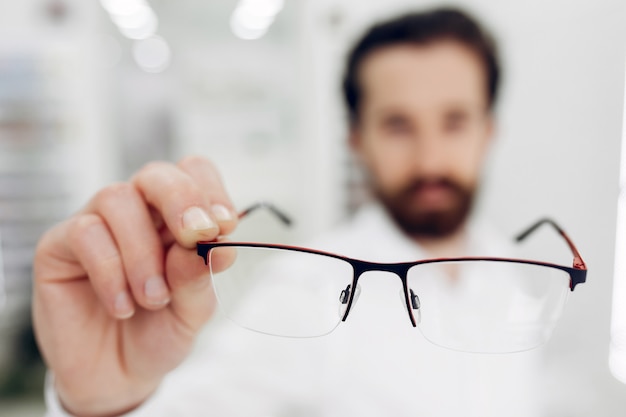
[44,372,72,417]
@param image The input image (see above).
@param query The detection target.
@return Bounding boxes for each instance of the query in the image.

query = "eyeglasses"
[197,203,587,353]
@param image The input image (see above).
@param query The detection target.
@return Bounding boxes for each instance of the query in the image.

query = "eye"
[381,114,412,135]
[443,110,469,133]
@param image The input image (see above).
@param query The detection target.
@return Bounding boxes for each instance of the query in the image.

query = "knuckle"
[33,222,64,264]
[134,161,174,184]
[141,160,172,174]
[64,214,107,258]
[93,182,136,208]
[67,214,102,242]
[64,217,82,243]
[177,155,213,171]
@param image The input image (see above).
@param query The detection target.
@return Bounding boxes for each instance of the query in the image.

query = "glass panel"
[210,246,353,338]
[407,260,570,353]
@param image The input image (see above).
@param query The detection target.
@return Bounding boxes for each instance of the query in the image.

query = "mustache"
[399,177,467,197]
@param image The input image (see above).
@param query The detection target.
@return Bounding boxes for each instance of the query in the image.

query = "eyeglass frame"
[197,202,587,330]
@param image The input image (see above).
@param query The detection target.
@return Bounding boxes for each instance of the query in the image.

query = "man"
[35,8,547,417]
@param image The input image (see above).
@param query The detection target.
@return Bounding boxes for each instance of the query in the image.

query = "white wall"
[0,1,116,411]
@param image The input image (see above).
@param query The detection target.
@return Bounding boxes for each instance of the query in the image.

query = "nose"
[410,135,448,177]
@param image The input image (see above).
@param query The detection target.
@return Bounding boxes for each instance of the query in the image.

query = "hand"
[33,157,237,417]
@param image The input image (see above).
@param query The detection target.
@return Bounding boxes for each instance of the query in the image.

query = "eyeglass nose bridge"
[340,261,418,327]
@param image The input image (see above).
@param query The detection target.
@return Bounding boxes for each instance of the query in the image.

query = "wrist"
[54,375,159,417]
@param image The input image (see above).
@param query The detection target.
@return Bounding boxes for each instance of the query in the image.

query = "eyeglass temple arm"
[237,201,293,226]
[197,202,291,263]
[515,218,586,270]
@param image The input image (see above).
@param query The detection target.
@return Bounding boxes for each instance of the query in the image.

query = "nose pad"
[339,284,361,317]
[410,289,420,309]
[400,288,421,324]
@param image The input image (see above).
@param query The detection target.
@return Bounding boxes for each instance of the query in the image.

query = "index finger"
[131,161,221,248]
[177,156,238,236]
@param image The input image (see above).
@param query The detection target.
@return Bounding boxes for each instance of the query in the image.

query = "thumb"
[163,243,223,333]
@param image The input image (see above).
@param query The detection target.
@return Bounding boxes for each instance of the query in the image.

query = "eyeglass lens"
[406,260,570,353]
[209,246,353,338]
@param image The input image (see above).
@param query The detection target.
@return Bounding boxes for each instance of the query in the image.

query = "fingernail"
[182,207,216,231]
[144,276,170,305]
[211,204,234,222]
[114,292,134,319]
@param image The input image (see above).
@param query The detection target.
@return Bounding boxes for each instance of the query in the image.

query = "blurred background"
[0,0,625,415]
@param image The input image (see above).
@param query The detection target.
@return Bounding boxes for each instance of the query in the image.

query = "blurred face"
[351,41,493,238]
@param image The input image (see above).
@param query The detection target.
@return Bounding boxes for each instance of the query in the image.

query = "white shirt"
[46,203,544,417]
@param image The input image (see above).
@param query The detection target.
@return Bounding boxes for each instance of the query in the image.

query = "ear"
[348,124,363,155]
[484,113,496,146]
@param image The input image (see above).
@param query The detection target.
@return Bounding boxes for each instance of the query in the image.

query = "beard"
[373,177,476,238]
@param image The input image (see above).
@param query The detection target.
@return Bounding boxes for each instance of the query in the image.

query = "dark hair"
[342,7,500,125]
